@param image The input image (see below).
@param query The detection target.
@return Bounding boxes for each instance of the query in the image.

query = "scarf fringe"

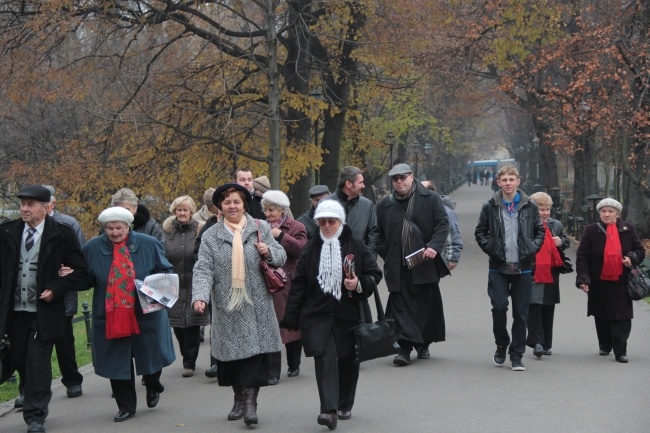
[227,286,253,311]
[534,265,554,284]
[318,226,343,300]
[106,307,140,339]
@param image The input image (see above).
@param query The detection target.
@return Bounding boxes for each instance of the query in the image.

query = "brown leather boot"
[227,386,245,420]
[243,387,259,425]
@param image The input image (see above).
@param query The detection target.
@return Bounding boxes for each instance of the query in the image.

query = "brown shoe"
[317,411,337,430]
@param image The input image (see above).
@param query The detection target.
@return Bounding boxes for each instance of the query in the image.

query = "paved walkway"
[2,183,649,433]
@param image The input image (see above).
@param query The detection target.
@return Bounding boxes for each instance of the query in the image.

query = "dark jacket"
[133,204,165,244]
[0,216,88,340]
[82,231,175,380]
[376,181,449,291]
[325,189,379,258]
[297,207,318,241]
[576,219,645,321]
[474,189,545,272]
[248,193,266,220]
[530,218,570,305]
[281,225,382,358]
[163,217,209,328]
[51,210,87,316]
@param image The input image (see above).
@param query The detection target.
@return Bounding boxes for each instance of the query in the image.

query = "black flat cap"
[213,183,253,210]
[17,185,51,203]
[309,185,330,197]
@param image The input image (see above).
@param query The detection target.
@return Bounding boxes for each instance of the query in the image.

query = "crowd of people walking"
[0,163,644,433]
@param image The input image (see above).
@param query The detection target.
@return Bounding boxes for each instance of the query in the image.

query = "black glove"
[279,319,299,331]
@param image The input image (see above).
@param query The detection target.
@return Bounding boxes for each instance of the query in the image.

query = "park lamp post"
[412,139,421,179]
[385,131,395,168]
[423,142,433,180]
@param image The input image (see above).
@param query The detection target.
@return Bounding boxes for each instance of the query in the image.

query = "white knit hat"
[98,206,134,225]
[596,198,622,213]
[314,200,346,224]
[262,190,290,208]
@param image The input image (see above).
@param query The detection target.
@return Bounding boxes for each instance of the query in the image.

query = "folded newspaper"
[135,273,179,314]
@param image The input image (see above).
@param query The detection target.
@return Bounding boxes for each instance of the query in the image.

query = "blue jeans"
[487,271,532,359]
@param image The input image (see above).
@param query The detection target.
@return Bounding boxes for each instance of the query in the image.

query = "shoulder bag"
[349,284,400,364]
[627,265,650,300]
[256,220,288,294]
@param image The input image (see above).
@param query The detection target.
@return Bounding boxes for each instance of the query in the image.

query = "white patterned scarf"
[317,225,344,300]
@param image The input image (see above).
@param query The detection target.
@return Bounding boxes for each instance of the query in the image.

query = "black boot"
[228,386,245,420]
[243,387,259,426]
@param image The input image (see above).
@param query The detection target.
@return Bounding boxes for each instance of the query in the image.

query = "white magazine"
[135,273,179,314]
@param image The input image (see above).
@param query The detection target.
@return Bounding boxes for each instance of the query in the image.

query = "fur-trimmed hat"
[314,200,346,224]
[98,206,134,225]
[596,198,623,213]
[262,190,290,208]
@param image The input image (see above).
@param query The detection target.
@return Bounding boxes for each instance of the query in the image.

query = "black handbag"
[559,253,574,274]
[349,285,400,364]
[0,334,13,386]
[627,265,650,301]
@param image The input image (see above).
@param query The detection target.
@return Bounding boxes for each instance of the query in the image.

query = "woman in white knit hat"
[260,190,308,384]
[576,198,645,363]
[281,200,382,430]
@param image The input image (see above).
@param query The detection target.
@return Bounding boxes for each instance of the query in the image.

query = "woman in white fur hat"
[260,190,308,384]
[576,198,645,363]
[281,200,382,430]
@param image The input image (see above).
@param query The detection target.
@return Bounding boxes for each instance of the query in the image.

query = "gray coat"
[324,189,379,258]
[192,214,285,362]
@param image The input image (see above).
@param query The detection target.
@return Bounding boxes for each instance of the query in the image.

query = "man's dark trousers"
[54,315,83,388]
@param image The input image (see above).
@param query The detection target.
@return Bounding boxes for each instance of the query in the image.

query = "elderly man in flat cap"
[0,185,88,433]
[297,185,331,241]
[376,164,449,366]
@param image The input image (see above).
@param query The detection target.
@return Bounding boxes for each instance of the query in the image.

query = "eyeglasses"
[318,218,339,226]
[391,174,410,182]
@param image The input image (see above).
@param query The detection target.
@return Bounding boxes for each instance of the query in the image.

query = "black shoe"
[146,389,160,408]
[268,376,279,386]
[199,326,205,343]
[66,385,82,398]
[599,349,612,356]
[393,349,411,366]
[417,348,430,359]
[287,368,300,377]
[511,358,526,371]
[26,421,45,433]
[14,392,24,408]
[114,410,135,422]
[317,411,337,430]
[337,410,351,420]
[533,344,544,358]
[543,347,552,356]
[205,364,218,378]
[616,355,629,363]
[493,345,507,366]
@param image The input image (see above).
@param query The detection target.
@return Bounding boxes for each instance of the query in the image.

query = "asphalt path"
[2,183,649,433]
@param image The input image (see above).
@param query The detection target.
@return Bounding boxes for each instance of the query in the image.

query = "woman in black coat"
[281,200,382,430]
[576,198,645,363]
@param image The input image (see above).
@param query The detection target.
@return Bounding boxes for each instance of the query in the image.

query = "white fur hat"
[596,198,622,213]
[262,190,290,208]
[314,200,346,224]
[98,206,134,225]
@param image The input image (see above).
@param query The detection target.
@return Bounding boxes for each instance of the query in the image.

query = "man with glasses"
[376,164,449,366]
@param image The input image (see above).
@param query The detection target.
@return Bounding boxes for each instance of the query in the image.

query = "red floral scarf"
[105,239,140,339]
[600,223,623,281]
[534,222,563,284]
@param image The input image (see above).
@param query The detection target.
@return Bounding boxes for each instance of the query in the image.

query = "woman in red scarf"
[576,198,645,363]
[82,206,175,422]
[527,193,570,358]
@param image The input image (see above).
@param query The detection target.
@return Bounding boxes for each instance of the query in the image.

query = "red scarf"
[600,223,623,281]
[105,239,140,339]
[534,222,563,284]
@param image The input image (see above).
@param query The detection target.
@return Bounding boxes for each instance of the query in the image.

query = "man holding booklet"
[376,163,449,366]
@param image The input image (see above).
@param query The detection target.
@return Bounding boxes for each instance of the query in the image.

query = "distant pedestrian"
[474,165,544,371]
[465,170,472,187]
[110,188,164,243]
[421,181,463,271]
[526,192,570,358]
[575,198,645,363]
[297,185,331,240]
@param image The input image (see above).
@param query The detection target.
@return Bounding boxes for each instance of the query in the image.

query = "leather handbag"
[627,265,650,301]
[255,220,288,294]
[349,285,400,364]
[0,334,13,386]
[559,252,574,274]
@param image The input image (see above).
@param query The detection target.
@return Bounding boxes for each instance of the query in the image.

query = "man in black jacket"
[234,167,265,220]
[376,164,449,366]
[297,185,330,240]
[474,166,544,371]
[0,185,88,433]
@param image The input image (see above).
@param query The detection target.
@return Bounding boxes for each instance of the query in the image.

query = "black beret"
[309,185,330,197]
[17,185,51,203]
[213,183,253,210]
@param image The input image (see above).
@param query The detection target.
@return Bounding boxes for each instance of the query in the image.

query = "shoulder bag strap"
[389,194,426,241]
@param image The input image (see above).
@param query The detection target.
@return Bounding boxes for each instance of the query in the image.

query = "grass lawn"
[0,289,94,404]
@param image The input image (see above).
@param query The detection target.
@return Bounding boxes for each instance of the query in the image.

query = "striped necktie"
[25,227,37,252]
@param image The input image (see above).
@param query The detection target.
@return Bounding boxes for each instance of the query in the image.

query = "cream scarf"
[224,216,252,311]
[318,225,344,300]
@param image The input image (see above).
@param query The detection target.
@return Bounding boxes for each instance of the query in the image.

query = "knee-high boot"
[243,387,259,425]
[228,386,245,420]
